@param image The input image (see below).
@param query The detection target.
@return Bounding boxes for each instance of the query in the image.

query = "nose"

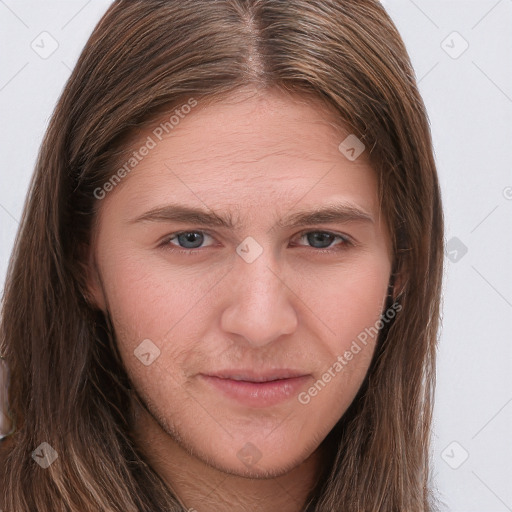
[220,246,298,347]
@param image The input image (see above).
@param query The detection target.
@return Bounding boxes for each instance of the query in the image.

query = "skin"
[87,86,394,512]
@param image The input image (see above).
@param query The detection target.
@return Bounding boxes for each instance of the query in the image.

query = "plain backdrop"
[1,1,511,510]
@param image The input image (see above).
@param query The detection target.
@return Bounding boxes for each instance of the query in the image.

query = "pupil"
[178,232,203,248]
[308,232,333,248]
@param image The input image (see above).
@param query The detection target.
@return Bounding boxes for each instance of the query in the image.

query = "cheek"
[295,263,391,423]
[103,244,390,321]
[298,257,391,351]
[98,244,392,449]
[100,240,391,368]
[99,250,221,359]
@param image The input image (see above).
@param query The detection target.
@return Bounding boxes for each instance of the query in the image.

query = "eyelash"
[158,229,354,255]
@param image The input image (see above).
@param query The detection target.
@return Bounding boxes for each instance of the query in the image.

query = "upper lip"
[202,369,309,383]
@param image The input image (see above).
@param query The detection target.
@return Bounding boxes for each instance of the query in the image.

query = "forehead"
[101,88,380,220]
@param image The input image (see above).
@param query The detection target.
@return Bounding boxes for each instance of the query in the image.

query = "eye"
[293,230,353,251]
[162,231,215,252]
[159,229,353,254]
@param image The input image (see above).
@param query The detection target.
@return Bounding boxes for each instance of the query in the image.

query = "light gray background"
[1,1,511,510]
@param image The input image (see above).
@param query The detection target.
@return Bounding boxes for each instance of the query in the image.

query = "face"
[88,87,393,478]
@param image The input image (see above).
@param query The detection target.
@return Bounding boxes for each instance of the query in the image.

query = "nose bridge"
[220,236,298,346]
[236,247,280,304]
[234,236,285,310]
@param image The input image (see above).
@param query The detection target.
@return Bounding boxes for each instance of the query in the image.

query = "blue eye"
[160,230,353,254]
[296,231,351,250]
[165,231,214,250]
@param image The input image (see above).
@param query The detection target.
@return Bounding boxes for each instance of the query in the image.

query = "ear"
[81,243,107,312]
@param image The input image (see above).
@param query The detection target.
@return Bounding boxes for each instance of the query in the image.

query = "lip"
[199,370,311,408]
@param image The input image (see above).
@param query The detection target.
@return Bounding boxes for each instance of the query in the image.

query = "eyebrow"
[129,202,374,229]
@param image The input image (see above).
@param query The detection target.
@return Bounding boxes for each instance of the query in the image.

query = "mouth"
[208,369,308,382]
[199,370,311,408]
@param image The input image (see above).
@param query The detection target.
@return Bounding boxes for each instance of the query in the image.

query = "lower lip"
[200,375,311,408]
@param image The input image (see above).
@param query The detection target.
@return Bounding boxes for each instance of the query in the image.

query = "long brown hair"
[0,0,444,510]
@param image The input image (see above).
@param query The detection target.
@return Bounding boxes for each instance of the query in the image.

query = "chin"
[195,434,321,480]
[210,452,309,480]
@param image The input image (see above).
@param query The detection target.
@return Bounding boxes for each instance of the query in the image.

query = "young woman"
[0,1,444,510]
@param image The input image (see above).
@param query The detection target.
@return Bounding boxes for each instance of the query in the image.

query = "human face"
[88,87,393,478]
